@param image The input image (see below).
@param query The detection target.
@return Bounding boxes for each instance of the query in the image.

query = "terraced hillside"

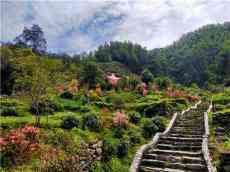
[133,102,215,172]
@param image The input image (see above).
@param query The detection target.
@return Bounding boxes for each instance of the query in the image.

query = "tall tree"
[14,24,47,55]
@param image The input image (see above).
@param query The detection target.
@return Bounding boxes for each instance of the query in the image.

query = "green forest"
[0,22,230,172]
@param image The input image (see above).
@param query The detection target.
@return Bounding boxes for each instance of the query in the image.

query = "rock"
[98,141,103,147]
[96,148,102,155]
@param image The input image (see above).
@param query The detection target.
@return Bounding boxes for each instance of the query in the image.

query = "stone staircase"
[137,102,211,172]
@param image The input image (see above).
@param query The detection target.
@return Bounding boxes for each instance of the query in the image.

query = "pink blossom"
[22,125,39,135]
[107,73,120,87]
[56,84,65,93]
[0,137,7,146]
[141,82,148,96]
[113,111,128,127]
[143,88,148,96]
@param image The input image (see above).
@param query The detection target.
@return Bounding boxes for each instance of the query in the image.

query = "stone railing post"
[202,102,216,172]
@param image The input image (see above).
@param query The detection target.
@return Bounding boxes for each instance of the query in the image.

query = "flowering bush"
[165,88,200,102]
[100,107,113,129]
[0,125,40,168]
[136,82,148,96]
[152,82,159,93]
[55,84,65,94]
[113,111,128,128]
[107,73,120,87]
[68,79,79,94]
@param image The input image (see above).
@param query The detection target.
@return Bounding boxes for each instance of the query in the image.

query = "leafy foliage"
[60,116,79,129]
[14,24,47,55]
[82,113,100,131]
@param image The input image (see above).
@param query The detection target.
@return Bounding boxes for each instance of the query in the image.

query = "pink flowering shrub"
[0,125,40,167]
[113,110,128,128]
[152,82,159,93]
[165,88,200,102]
[107,73,120,87]
[142,83,148,96]
[55,84,65,94]
[68,79,79,94]
[136,82,148,96]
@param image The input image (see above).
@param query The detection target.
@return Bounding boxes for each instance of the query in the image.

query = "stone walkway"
[138,103,210,172]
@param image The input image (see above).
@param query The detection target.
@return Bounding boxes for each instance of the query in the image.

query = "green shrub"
[0,99,19,107]
[141,69,153,83]
[43,129,78,154]
[128,111,141,124]
[60,91,73,99]
[142,118,159,138]
[30,100,62,115]
[152,116,166,132]
[60,115,79,129]
[0,106,18,116]
[102,140,115,162]
[113,127,125,139]
[106,94,125,109]
[116,141,128,158]
[90,162,111,172]
[137,101,172,117]
[82,114,100,131]
[128,130,141,145]
[174,98,188,105]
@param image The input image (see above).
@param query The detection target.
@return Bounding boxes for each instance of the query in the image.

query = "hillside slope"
[150,22,230,86]
[94,22,230,87]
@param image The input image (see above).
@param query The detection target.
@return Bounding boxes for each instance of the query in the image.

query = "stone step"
[168,133,203,138]
[141,159,207,171]
[143,153,204,164]
[147,149,202,157]
[139,166,191,172]
[158,140,202,146]
[160,136,202,143]
[175,124,203,128]
[156,144,201,151]
[169,131,203,135]
[171,128,203,133]
[178,116,203,118]
[176,120,203,124]
[178,116,203,119]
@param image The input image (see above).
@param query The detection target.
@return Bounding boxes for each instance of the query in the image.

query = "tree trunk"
[34,106,40,127]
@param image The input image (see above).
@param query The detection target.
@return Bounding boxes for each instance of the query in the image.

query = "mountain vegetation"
[0,23,229,171]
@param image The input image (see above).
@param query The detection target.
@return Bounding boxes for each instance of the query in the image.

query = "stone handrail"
[130,101,201,172]
[163,112,178,135]
[202,102,216,172]
[130,132,161,172]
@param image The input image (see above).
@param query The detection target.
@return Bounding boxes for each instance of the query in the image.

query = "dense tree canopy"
[14,24,47,55]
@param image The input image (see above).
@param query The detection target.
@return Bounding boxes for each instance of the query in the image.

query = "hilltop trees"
[141,69,153,83]
[0,46,14,95]
[14,24,47,55]
[80,61,104,89]
[218,40,230,84]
